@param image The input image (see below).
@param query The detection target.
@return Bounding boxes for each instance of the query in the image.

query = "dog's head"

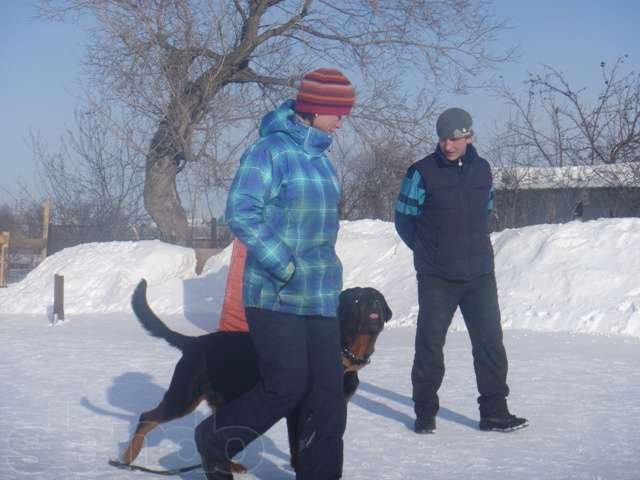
[337,287,392,372]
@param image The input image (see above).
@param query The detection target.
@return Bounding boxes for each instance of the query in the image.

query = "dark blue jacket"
[395,144,494,280]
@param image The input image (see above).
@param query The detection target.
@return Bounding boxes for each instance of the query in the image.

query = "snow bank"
[494,219,640,337]
[1,218,639,338]
[0,240,200,315]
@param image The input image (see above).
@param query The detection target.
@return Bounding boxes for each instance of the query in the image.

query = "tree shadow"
[354,381,478,430]
[82,371,291,479]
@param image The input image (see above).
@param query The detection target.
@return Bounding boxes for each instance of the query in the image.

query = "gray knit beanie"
[436,108,473,140]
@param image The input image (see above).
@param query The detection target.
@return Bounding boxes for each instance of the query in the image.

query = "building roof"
[493,163,640,190]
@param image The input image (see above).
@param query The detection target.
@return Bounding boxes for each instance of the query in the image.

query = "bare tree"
[0,197,52,243]
[28,106,147,238]
[496,55,640,168]
[338,136,419,221]
[0,204,16,234]
[40,0,513,243]
[487,57,640,231]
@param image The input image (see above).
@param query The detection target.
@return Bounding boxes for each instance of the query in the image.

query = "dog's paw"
[230,461,247,474]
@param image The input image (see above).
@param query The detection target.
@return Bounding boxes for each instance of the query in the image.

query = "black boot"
[479,413,528,432]
[414,415,436,434]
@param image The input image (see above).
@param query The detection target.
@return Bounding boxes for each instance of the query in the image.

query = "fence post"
[53,274,64,321]
[0,232,9,288]
[210,218,218,248]
[41,199,50,259]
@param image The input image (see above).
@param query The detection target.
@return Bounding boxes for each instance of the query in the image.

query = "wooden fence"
[2,204,231,284]
[0,232,9,288]
[1,200,50,287]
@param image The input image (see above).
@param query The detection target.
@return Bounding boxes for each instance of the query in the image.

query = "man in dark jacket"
[394,108,528,434]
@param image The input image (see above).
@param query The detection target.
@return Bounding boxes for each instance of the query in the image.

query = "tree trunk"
[143,123,190,245]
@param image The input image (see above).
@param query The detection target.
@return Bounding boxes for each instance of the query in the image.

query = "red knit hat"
[295,68,355,116]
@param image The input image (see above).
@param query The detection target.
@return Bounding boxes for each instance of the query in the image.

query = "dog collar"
[341,346,371,366]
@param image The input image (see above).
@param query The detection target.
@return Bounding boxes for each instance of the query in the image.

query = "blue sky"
[1,1,84,199]
[1,1,639,201]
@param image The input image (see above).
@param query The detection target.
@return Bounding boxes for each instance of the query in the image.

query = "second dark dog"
[121,279,392,473]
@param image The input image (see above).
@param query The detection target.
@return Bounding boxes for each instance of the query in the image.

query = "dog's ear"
[377,291,392,323]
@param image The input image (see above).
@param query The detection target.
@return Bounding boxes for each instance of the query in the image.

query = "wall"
[492,186,640,231]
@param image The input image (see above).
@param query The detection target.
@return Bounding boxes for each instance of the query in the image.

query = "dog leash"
[109,459,202,476]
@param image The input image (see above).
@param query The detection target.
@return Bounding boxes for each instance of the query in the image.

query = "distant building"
[491,163,640,231]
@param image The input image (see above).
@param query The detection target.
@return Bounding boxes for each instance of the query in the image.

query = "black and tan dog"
[121,279,391,471]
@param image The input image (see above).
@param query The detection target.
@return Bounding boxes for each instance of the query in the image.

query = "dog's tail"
[131,279,194,351]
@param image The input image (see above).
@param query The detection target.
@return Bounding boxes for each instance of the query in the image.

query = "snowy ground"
[1,313,639,479]
[1,218,640,478]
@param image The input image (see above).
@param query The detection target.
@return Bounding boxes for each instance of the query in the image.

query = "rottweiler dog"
[120,279,392,472]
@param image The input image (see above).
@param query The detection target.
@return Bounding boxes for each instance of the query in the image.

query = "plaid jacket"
[225,100,343,317]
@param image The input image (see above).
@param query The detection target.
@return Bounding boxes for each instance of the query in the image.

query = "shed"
[491,163,640,230]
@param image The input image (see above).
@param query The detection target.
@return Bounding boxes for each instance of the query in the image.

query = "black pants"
[412,273,510,418]
[195,307,346,480]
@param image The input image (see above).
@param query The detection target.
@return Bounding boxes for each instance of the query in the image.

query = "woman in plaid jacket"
[196,68,355,480]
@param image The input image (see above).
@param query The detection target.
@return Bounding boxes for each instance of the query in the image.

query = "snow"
[1,218,639,479]
[3,218,639,338]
